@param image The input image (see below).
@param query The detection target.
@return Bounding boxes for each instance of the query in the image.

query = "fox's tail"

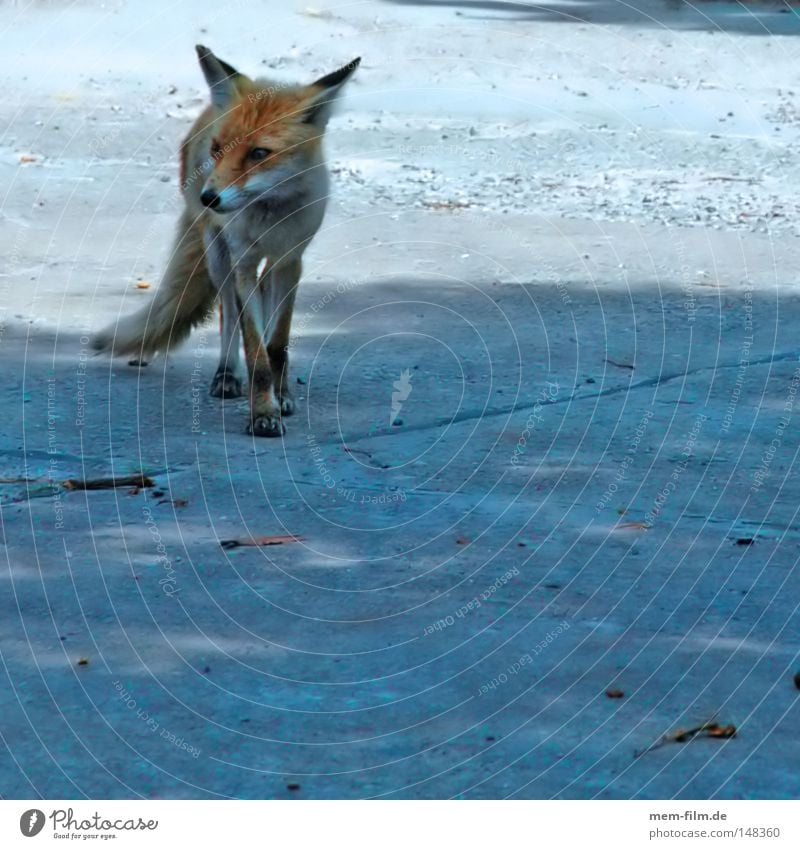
[91,209,216,358]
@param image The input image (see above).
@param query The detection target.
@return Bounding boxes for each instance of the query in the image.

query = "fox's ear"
[196,44,245,110]
[300,57,361,128]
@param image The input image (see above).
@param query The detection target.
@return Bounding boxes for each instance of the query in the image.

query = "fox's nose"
[200,189,220,209]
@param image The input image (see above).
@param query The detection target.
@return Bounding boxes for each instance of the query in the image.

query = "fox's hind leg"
[204,229,243,399]
[263,258,301,416]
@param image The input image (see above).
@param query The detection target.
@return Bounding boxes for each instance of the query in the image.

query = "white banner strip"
[1,801,797,848]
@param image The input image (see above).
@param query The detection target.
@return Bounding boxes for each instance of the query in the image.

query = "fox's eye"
[210,140,222,156]
[248,147,271,161]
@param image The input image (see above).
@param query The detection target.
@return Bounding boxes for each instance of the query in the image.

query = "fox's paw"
[210,368,243,399]
[279,392,295,416]
[248,414,286,438]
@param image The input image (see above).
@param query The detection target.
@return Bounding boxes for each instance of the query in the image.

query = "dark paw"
[280,395,295,416]
[247,415,286,438]
[210,369,243,399]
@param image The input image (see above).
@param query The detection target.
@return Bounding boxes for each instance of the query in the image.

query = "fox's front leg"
[210,284,244,398]
[203,228,243,399]
[265,258,302,416]
[235,264,283,437]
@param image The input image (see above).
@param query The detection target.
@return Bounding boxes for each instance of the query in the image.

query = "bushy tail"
[91,209,216,358]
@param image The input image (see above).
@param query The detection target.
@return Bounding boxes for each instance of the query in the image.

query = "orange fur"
[206,85,322,192]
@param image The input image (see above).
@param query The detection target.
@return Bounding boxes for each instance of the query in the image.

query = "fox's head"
[194,45,360,214]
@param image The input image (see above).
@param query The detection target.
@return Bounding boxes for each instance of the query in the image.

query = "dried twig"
[220,534,304,550]
[605,357,635,370]
[62,474,155,491]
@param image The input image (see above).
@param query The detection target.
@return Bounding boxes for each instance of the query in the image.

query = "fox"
[91,45,360,437]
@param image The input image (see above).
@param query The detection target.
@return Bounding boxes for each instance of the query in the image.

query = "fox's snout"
[200,183,243,213]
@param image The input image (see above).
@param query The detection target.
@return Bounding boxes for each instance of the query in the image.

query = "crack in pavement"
[329,348,799,447]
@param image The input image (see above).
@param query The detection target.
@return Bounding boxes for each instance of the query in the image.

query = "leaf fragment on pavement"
[635,719,736,757]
